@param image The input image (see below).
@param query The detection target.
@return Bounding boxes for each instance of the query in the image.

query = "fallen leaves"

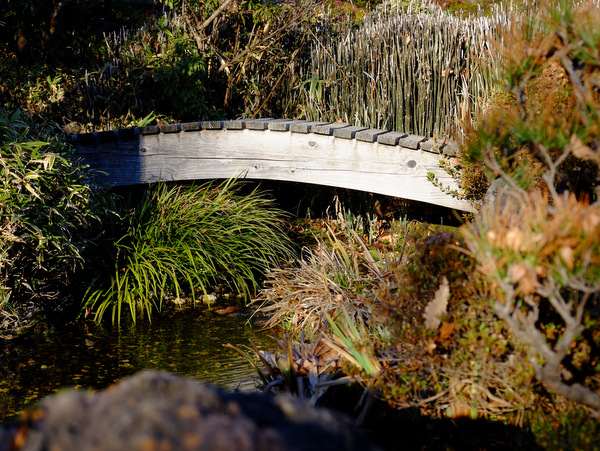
[424,277,450,330]
[509,263,540,296]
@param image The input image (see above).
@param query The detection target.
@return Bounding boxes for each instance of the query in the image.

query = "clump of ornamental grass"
[84,179,296,324]
[251,215,411,337]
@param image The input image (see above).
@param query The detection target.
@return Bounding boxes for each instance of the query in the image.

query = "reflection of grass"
[84,180,295,323]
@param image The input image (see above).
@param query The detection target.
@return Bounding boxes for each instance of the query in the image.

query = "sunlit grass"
[84,179,296,324]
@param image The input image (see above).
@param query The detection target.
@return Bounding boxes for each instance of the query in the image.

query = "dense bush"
[462,0,600,414]
[0,109,102,332]
[366,230,536,417]
[464,0,600,200]
[1,0,323,132]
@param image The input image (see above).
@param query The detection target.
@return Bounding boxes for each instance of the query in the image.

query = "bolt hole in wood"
[407,160,417,168]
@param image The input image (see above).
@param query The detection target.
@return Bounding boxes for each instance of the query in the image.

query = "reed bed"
[300,1,513,139]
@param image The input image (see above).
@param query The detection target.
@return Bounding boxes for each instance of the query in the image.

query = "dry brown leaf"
[505,227,524,252]
[570,134,599,162]
[424,276,449,330]
[582,211,600,235]
[426,340,437,354]
[559,245,575,270]
[510,263,540,295]
[438,321,455,340]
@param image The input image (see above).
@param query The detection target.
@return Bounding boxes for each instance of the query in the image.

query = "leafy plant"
[368,229,535,417]
[323,308,382,377]
[463,190,600,413]
[0,109,102,333]
[84,179,295,324]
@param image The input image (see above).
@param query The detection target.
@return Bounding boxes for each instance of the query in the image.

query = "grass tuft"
[84,179,296,324]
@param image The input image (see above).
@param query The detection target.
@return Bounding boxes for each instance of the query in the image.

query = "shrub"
[0,109,101,333]
[463,189,600,413]
[464,0,600,200]
[462,0,600,414]
[84,179,296,324]
[368,229,536,417]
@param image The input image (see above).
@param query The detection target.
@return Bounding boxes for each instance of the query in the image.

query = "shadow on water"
[0,306,276,422]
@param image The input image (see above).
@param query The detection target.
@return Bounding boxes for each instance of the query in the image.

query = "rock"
[3,370,378,451]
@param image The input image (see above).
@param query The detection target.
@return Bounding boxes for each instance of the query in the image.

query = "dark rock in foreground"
[2,370,378,451]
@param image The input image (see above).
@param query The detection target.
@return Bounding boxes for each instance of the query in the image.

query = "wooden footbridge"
[69,118,475,212]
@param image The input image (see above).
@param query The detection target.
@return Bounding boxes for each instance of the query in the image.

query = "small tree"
[463,0,600,416]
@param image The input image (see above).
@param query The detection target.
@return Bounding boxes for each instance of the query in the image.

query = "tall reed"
[300,1,511,139]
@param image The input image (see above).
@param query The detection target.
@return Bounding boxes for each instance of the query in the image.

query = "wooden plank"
[288,121,330,134]
[268,120,297,132]
[312,122,350,136]
[398,134,426,150]
[160,124,180,133]
[355,128,388,143]
[333,126,369,139]
[377,131,408,146]
[223,120,245,130]
[181,122,201,132]
[139,125,160,135]
[73,127,474,212]
[202,121,224,130]
[245,118,274,130]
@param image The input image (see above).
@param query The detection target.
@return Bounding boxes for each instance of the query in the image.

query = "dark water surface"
[0,306,277,421]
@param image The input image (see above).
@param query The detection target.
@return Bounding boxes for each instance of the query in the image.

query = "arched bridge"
[70,118,475,212]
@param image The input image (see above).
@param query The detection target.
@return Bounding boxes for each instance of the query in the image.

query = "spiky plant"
[84,179,295,324]
[299,0,510,138]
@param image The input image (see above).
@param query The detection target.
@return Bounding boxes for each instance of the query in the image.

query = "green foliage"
[324,308,382,377]
[1,0,323,130]
[527,402,600,449]
[0,109,101,328]
[84,179,296,324]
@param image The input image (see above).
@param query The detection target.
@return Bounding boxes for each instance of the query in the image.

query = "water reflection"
[0,306,276,421]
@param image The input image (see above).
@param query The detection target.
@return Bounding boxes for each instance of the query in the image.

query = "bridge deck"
[70,118,475,212]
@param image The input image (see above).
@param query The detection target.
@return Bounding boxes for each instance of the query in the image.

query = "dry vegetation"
[249,0,600,446]
[2,0,600,447]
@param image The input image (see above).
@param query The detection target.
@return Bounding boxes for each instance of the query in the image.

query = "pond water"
[0,306,278,422]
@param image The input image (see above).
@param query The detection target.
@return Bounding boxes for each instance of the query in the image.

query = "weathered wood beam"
[69,119,474,212]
